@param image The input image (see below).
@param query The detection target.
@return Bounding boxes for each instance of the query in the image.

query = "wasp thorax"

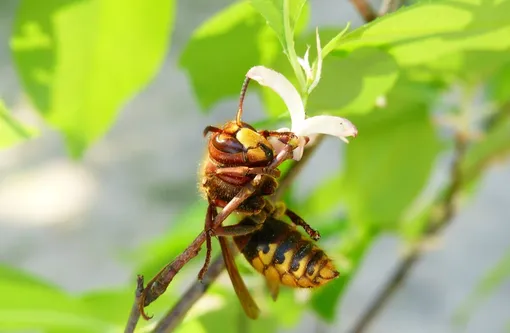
[208,121,275,167]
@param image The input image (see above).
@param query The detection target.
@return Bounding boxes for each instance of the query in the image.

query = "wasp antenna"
[236,77,251,126]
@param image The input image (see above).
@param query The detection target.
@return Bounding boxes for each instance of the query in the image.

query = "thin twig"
[349,0,378,22]
[349,133,468,333]
[151,139,325,332]
[124,147,293,330]
[124,276,145,333]
[154,257,227,333]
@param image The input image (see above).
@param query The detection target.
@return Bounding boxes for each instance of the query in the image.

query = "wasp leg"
[285,208,321,241]
[198,203,218,281]
[214,210,266,237]
[215,166,280,178]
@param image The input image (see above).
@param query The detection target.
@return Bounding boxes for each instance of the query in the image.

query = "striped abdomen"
[233,217,339,288]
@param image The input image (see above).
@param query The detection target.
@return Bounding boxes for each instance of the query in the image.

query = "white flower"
[246,65,358,161]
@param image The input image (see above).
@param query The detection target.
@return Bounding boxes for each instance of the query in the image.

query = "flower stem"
[283,0,306,95]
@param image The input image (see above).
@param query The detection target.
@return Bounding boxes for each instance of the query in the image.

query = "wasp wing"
[219,236,260,319]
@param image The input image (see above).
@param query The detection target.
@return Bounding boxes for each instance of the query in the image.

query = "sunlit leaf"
[335,0,510,67]
[12,0,176,157]
[454,247,510,327]
[0,100,38,149]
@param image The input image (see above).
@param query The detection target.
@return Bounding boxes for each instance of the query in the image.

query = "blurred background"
[1,0,509,332]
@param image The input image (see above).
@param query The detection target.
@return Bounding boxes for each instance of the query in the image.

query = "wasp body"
[234,216,338,292]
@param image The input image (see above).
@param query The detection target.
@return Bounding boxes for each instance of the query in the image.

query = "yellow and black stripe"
[234,217,339,289]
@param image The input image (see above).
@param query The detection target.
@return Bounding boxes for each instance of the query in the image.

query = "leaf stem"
[283,0,306,94]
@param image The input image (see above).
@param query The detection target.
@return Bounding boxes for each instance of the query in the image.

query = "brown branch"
[124,275,145,333]
[150,138,325,332]
[123,147,294,331]
[154,257,227,333]
[349,0,378,22]
[349,133,468,333]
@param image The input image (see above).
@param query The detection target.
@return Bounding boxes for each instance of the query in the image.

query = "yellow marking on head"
[251,257,264,274]
[259,244,277,266]
[281,273,298,287]
[264,266,281,283]
[236,128,263,148]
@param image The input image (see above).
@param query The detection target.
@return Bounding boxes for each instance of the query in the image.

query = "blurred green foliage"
[2,0,510,332]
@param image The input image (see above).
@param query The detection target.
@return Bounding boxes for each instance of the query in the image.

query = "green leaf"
[180,2,279,112]
[0,100,38,149]
[489,60,510,104]
[12,0,176,157]
[335,0,510,67]
[180,1,310,114]
[340,77,444,229]
[0,276,115,332]
[250,0,306,47]
[454,247,510,327]
[308,47,399,115]
[0,264,58,290]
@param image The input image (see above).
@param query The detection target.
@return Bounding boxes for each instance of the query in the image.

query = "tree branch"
[151,138,325,332]
[124,275,145,333]
[349,0,378,23]
[349,133,468,333]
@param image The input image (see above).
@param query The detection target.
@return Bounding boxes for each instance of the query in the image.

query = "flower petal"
[298,115,358,142]
[246,66,305,124]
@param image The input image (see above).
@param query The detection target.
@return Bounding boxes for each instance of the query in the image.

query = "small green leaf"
[0,100,38,149]
[12,0,176,157]
[335,0,510,67]
[454,247,510,327]
[250,0,307,48]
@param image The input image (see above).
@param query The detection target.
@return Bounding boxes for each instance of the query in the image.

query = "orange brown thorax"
[207,121,275,168]
[201,119,299,215]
